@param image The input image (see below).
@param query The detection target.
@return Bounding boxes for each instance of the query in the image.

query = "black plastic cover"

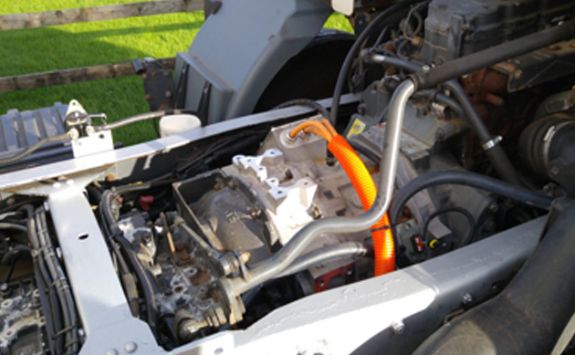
[421,0,575,63]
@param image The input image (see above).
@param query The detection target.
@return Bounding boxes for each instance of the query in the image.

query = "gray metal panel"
[0,95,359,192]
[48,186,162,355]
[173,217,546,355]
[0,103,68,158]
[181,0,332,123]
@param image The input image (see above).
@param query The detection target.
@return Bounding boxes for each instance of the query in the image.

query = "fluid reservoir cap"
[159,114,201,137]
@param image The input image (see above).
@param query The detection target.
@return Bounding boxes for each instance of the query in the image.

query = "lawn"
[0,0,353,145]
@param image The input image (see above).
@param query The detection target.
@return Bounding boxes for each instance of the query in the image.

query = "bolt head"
[124,342,137,353]
[391,321,405,334]
[85,125,96,136]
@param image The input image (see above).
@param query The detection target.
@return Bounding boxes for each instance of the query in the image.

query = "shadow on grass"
[0,16,203,145]
[0,18,202,76]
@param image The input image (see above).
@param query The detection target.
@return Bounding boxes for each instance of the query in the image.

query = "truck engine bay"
[1,0,575,354]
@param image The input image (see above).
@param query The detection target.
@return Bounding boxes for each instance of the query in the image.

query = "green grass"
[0,1,352,145]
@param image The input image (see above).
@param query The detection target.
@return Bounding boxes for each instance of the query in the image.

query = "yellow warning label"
[347,118,367,138]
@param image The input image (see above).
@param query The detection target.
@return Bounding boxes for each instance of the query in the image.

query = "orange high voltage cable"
[290,120,395,276]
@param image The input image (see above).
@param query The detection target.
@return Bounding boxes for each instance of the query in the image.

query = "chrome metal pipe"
[276,242,367,279]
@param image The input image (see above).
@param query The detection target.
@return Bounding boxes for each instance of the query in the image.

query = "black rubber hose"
[368,51,423,72]
[27,211,65,354]
[36,210,79,355]
[100,190,159,333]
[390,170,553,226]
[412,90,465,117]
[411,19,575,90]
[443,80,522,185]
[348,139,382,164]
[414,198,575,355]
[330,0,423,126]
[368,53,522,184]
[421,206,475,247]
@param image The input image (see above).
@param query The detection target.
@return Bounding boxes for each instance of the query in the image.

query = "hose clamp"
[481,136,502,151]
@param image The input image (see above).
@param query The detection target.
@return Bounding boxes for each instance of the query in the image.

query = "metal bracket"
[46,183,162,354]
[481,135,502,151]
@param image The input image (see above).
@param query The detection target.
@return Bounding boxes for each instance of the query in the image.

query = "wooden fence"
[0,0,203,93]
[0,0,202,30]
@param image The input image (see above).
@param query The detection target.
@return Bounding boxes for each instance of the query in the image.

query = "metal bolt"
[391,321,405,334]
[551,166,560,176]
[214,348,224,355]
[68,128,80,140]
[489,203,499,213]
[124,342,137,353]
[462,293,473,305]
[240,252,251,264]
[85,125,96,136]
[105,349,119,355]
[421,65,431,73]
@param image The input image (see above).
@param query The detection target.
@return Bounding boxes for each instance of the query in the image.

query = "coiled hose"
[290,119,395,275]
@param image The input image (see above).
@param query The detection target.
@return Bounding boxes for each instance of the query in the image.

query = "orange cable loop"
[293,119,395,276]
[290,121,333,142]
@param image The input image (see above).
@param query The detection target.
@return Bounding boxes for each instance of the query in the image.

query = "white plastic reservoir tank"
[159,114,202,137]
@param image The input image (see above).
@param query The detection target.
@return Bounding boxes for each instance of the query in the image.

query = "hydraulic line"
[370,53,522,184]
[276,242,367,278]
[330,0,422,126]
[290,119,396,275]
[443,80,521,185]
[96,109,195,131]
[389,170,553,227]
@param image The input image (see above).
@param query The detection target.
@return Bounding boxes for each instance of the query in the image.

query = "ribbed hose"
[328,135,395,275]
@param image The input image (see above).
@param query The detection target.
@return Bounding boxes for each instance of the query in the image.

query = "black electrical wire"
[1,244,30,283]
[412,90,465,118]
[175,130,266,176]
[35,209,79,355]
[0,134,69,166]
[97,199,140,315]
[442,80,522,185]
[366,53,522,185]
[27,209,65,355]
[421,207,476,248]
[348,139,382,164]
[330,0,423,126]
[411,19,575,90]
[390,170,554,228]
[0,244,30,265]
[99,190,159,334]
[273,99,329,118]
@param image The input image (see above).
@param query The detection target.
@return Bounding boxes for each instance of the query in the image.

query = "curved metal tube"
[276,242,367,279]
[225,80,416,295]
